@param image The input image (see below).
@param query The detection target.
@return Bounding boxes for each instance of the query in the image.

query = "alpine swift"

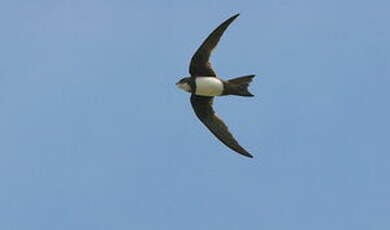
[176,13,255,158]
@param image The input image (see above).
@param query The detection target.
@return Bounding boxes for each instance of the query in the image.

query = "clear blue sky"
[1,0,389,229]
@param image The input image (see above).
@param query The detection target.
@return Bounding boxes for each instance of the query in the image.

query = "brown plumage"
[179,14,256,158]
[191,95,253,158]
[223,75,255,96]
[190,14,239,77]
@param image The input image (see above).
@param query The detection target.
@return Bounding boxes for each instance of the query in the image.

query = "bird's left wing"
[190,94,253,158]
[189,14,240,77]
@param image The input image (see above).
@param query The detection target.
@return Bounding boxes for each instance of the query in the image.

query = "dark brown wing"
[189,14,240,77]
[190,94,253,158]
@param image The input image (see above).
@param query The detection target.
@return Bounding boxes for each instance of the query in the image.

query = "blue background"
[1,0,389,229]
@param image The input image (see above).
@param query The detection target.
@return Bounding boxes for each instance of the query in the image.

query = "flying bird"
[176,14,255,158]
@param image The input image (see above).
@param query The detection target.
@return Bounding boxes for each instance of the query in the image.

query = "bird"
[176,13,255,158]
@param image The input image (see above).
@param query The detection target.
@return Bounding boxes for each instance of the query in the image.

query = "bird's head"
[176,77,192,93]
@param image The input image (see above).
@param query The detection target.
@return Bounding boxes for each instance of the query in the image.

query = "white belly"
[195,77,224,96]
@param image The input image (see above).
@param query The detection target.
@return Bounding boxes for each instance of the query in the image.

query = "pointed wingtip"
[238,150,253,158]
[232,13,240,19]
[244,153,254,158]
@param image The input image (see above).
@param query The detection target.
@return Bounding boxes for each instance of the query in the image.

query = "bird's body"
[176,14,256,158]
[194,77,224,96]
[177,76,224,96]
[177,75,254,97]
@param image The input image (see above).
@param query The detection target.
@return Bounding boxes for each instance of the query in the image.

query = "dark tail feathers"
[226,75,255,97]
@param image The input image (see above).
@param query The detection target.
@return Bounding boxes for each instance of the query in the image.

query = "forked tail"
[226,75,255,97]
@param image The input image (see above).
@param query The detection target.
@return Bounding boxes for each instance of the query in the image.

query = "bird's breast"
[195,77,224,96]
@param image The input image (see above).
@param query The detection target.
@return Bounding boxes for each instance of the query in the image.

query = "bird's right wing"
[189,14,240,77]
[190,94,253,158]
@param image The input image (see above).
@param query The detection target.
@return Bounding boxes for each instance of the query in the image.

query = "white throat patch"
[195,77,224,96]
[177,82,191,92]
